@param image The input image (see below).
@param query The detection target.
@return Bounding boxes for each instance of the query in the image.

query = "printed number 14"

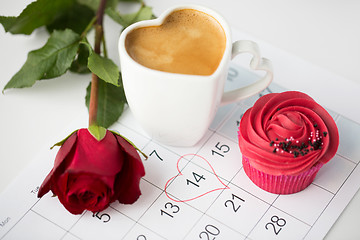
[187,172,205,187]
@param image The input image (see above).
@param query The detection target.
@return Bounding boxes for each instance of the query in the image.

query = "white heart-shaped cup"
[119,5,273,146]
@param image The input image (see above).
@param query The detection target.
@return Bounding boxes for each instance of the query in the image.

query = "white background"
[1,0,360,239]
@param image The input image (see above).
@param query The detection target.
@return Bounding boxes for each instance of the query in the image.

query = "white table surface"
[1,0,360,239]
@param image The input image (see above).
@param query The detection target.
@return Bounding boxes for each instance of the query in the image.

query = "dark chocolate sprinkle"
[270,134,324,157]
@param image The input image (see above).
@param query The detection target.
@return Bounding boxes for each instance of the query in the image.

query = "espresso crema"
[125,9,226,76]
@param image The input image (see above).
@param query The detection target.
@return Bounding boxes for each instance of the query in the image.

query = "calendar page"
[1,60,360,240]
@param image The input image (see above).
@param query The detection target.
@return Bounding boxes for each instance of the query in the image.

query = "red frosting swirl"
[238,91,339,176]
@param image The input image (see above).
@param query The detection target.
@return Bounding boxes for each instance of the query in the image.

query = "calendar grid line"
[201,212,247,238]
[214,130,239,146]
[109,205,138,223]
[182,212,207,239]
[30,209,71,237]
[270,205,312,228]
[37,199,86,240]
[61,232,81,240]
[336,151,359,165]
[244,204,273,240]
[228,169,278,206]
[120,185,167,240]
[107,206,142,239]
[125,221,168,240]
[311,182,338,195]
[343,149,359,163]
[334,161,359,197]
[302,193,337,239]
[0,198,41,240]
[210,104,239,132]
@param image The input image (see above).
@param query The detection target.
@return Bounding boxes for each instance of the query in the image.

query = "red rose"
[38,128,145,215]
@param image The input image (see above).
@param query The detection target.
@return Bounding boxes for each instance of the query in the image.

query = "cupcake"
[238,91,339,194]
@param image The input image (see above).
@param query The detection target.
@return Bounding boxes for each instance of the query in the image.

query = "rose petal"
[67,174,111,212]
[55,173,85,215]
[54,173,113,215]
[67,129,124,176]
[38,131,78,198]
[113,134,145,204]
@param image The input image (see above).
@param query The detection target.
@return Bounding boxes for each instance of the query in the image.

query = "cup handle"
[220,40,273,106]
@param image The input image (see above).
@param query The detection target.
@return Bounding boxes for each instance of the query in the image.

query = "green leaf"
[70,42,91,74]
[88,52,120,86]
[80,39,119,85]
[0,0,74,35]
[3,29,81,91]
[77,0,119,12]
[46,2,95,35]
[105,8,128,26]
[107,5,154,28]
[122,5,154,24]
[0,16,17,30]
[88,125,107,141]
[85,75,127,128]
[119,0,143,2]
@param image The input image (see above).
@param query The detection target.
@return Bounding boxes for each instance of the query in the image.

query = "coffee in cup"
[125,9,226,76]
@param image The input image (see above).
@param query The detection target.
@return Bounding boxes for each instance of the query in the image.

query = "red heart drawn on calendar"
[164,154,229,202]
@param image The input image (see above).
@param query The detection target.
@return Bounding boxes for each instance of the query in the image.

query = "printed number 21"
[224,194,245,213]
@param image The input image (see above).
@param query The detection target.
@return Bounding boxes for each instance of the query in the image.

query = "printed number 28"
[265,215,286,235]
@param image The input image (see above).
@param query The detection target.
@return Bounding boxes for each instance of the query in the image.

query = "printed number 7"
[150,150,163,161]
[212,142,230,157]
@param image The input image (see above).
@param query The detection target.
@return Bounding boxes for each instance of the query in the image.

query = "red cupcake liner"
[242,156,323,194]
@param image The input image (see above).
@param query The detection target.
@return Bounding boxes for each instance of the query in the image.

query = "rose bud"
[37,127,145,215]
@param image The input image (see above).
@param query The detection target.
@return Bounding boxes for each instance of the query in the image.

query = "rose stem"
[88,0,107,127]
